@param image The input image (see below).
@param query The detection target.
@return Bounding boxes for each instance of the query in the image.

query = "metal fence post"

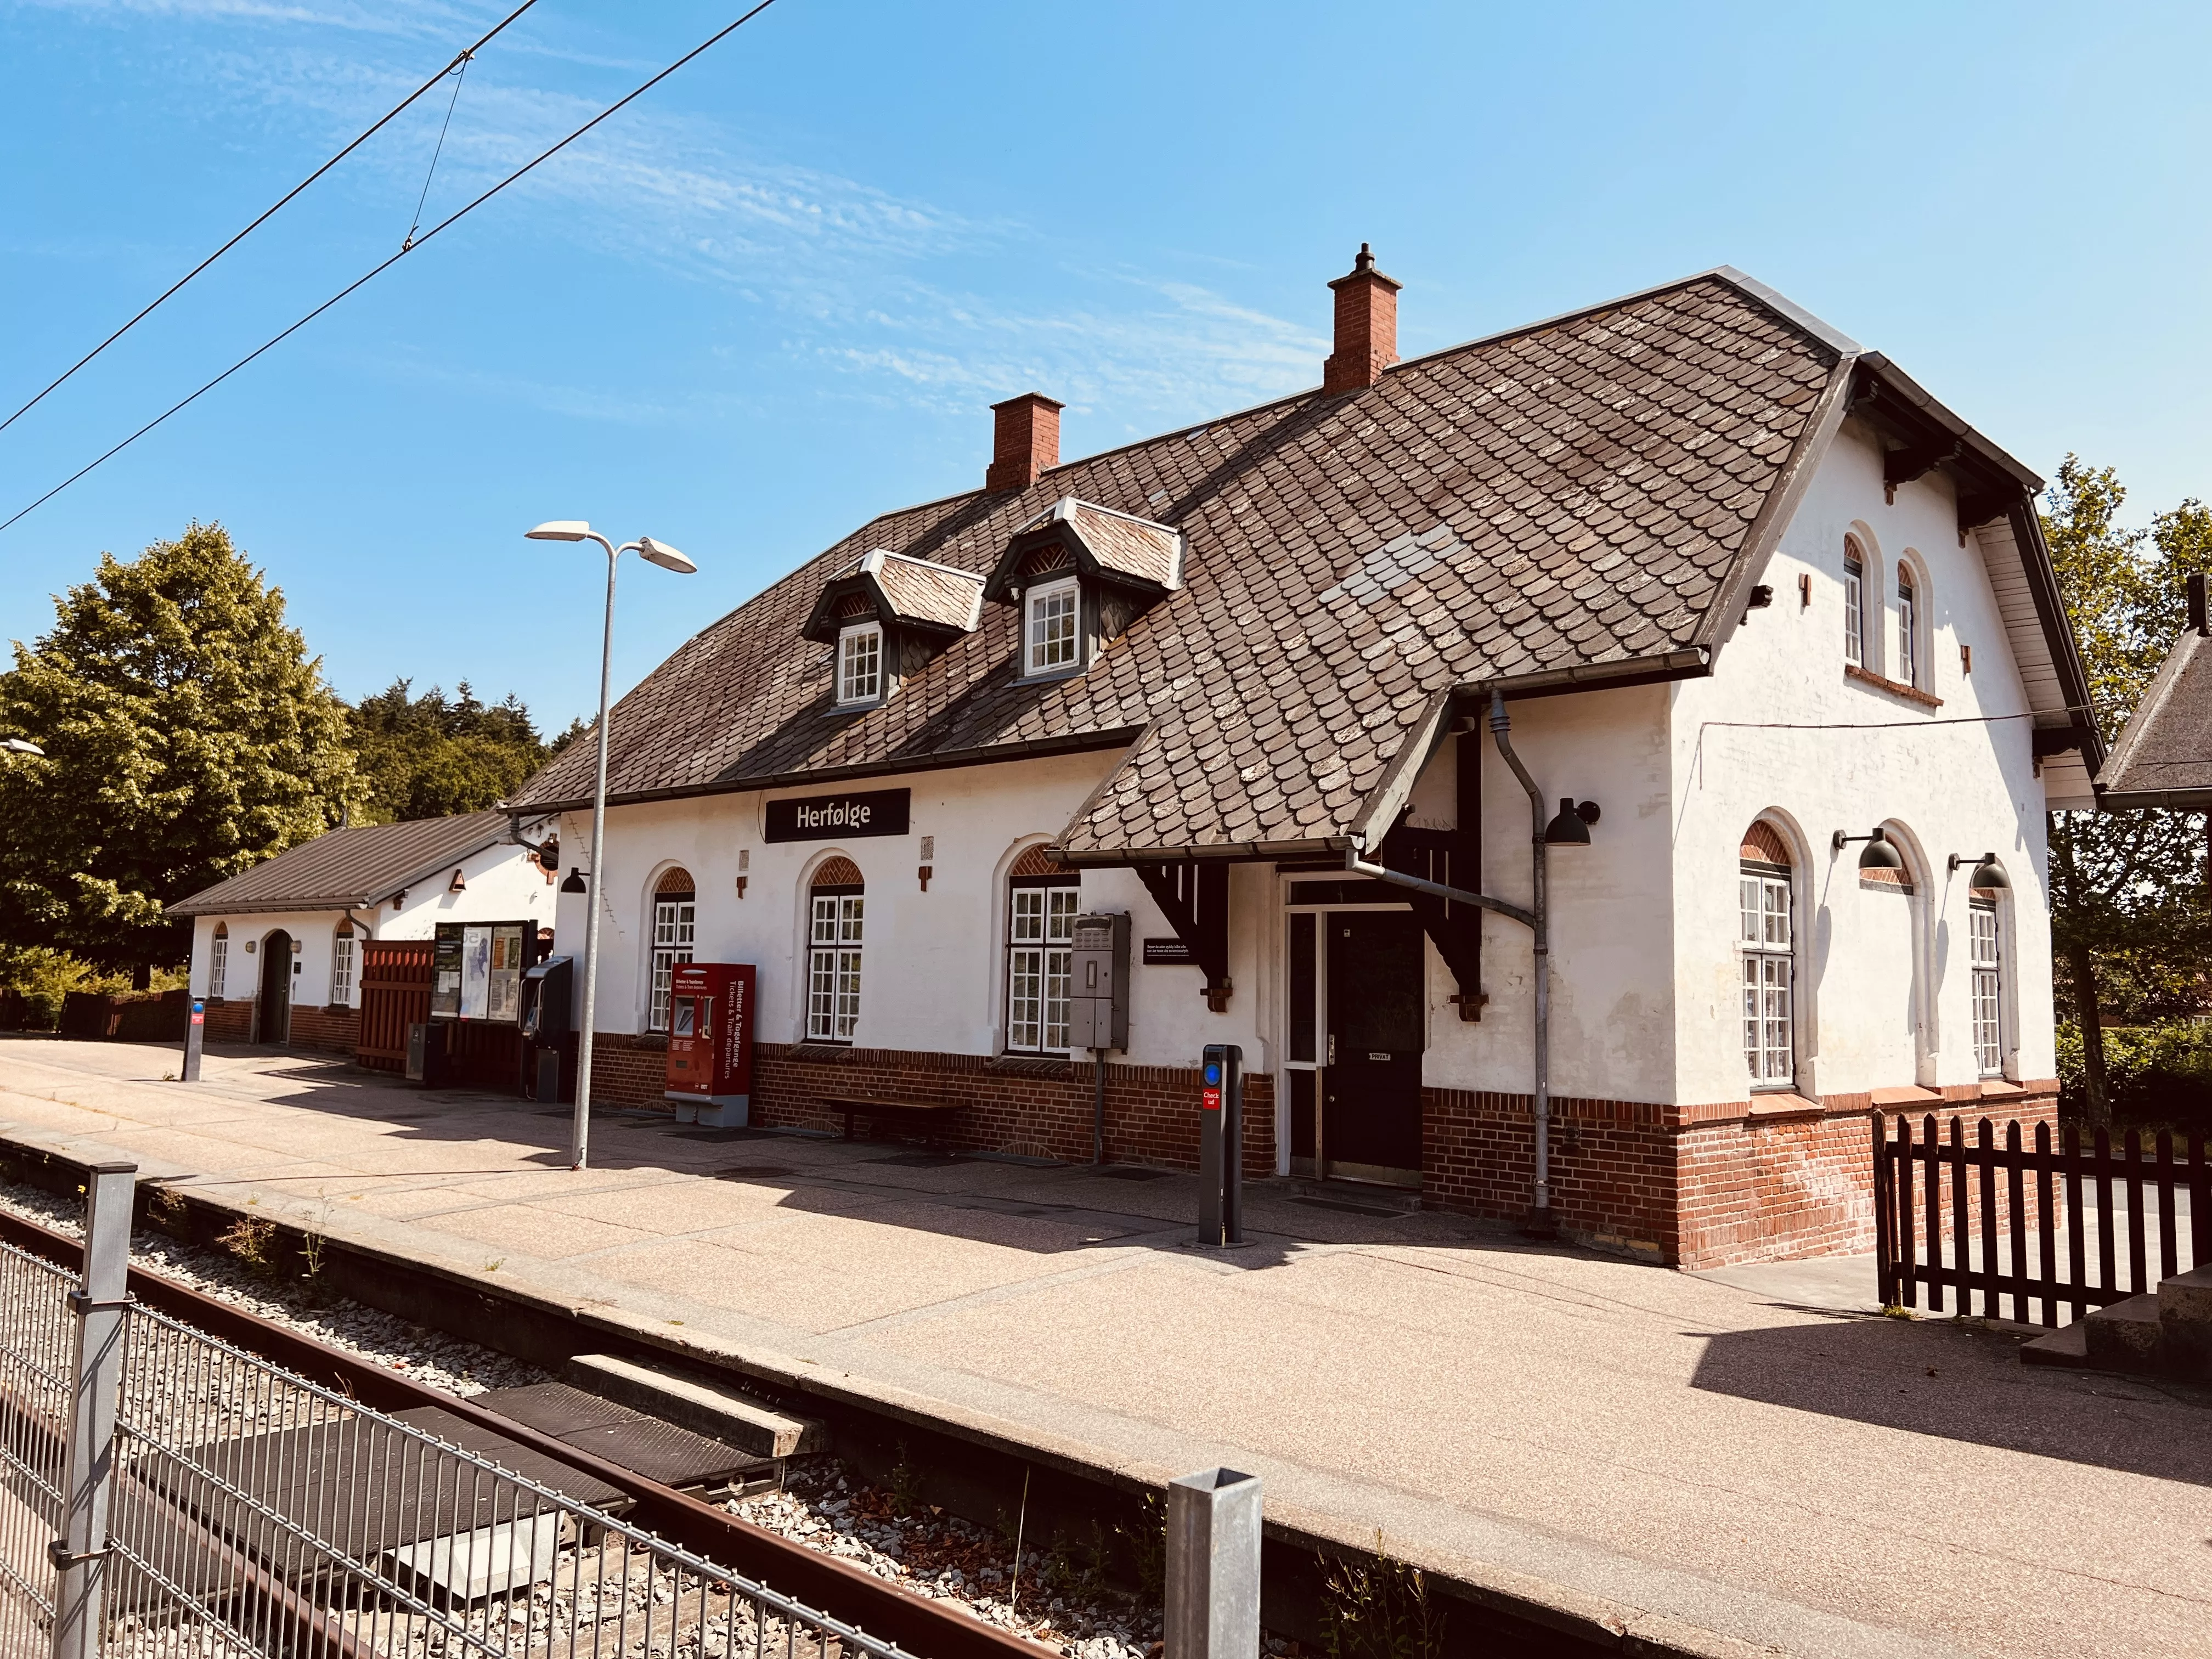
[52,1162,135,1659]
[1166,1468,1262,1659]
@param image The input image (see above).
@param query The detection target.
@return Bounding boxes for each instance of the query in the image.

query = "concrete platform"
[4,1036,2210,1658]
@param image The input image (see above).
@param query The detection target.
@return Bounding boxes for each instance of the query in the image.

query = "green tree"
[348,679,557,821]
[2043,458,2212,1125]
[0,523,361,978]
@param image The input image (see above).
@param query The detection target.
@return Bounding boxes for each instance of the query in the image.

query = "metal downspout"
[1487,689,1552,1231]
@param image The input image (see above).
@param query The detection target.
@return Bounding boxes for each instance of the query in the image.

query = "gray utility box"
[1070,911,1130,1052]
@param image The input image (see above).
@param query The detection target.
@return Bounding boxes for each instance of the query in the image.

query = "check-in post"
[1198,1043,1243,1247]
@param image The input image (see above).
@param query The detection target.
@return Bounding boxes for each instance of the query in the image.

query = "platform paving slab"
[0,1037,2206,1659]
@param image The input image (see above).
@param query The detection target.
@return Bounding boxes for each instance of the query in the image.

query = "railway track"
[0,1202,1045,1659]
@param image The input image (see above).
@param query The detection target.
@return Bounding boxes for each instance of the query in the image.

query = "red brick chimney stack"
[1323,243,1402,394]
[985,392,1065,492]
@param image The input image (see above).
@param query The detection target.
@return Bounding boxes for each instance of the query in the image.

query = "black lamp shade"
[560,867,588,894]
[1544,797,1592,847]
[1968,857,2010,892]
[1857,835,1905,873]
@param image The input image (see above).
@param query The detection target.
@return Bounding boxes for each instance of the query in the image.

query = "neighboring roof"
[509,266,2091,862]
[2095,628,2212,808]
[167,811,515,916]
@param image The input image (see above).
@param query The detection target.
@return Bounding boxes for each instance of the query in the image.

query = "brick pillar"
[1323,243,1402,394]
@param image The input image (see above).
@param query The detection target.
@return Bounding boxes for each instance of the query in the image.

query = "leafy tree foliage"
[0,524,360,976]
[348,679,569,821]
[2044,458,2212,1124]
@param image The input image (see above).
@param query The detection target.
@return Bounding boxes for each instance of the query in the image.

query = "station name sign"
[765,787,911,842]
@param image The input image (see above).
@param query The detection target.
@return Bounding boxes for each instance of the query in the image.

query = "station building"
[172,810,556,1053]
[506,253,2098,1268]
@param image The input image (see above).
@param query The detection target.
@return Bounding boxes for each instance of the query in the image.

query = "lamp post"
[1,738,43,756]
[524,521,697,1170]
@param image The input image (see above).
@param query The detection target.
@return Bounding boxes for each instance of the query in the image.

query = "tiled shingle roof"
[167,811,514,916]
[2095,628,2212,807]
[510,271,1851,856]
[870,552,985,633]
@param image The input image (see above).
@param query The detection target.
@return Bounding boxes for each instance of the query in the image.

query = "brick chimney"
[986,392,1064,493]
[1323,243,1402,394]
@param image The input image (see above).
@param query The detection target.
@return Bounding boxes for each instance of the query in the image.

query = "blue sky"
[4,1,2209,730]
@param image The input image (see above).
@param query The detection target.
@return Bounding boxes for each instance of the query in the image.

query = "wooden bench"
[818,1095,969,1146]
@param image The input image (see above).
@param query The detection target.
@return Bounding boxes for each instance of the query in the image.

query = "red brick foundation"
[287,1004,360,1057]
[1424,1083,2062,1268]
[204,999,255,1043]
[582,1033,1276,1177]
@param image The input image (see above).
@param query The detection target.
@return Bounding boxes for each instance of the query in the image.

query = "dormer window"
[1025,578,1080,676]
[837,623,883,705]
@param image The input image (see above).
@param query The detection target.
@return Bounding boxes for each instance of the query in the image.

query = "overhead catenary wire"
[0,0,784,536]
[403,50,474,252]
[0,0,544,439]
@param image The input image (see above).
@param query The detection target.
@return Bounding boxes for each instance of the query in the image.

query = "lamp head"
[560,867,588,894]
[1543,796,1592,847]
[638,537,696,575]
[0,738,43,757]
[526,520,591,542]
[1968,855,2010,893]
[1857,831,1906,873]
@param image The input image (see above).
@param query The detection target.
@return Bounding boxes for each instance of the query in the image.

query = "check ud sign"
[764,788,911,842]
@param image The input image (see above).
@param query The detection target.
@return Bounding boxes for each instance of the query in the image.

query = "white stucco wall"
[554,750,1274,1065]
[1667,419,2055,1105]
[185,838,556,1008]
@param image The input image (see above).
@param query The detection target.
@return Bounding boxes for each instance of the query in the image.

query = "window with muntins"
[210,926,228,999]
[1005,872,1079,1053]
[1970,899,2002,1075]
[1895,568,1917,688]
[648,872,696,1032]
[807,881,864,1042]
[330,930,355,1007]
[1739,855,1794,1087]
[837,624,882,704]
[1025,579,1079,676]
[1843,541,1865,665]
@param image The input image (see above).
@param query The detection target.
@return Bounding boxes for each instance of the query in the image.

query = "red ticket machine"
[665,963,755,1126]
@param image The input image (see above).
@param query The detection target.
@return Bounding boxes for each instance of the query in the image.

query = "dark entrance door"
[258,930,292,1046]
[1324,911,1424,1184]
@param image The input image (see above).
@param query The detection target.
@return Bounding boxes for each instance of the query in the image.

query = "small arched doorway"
[258,929,292,1046]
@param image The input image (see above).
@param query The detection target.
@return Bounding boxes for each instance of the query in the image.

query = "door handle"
[1327,1034,1336,1065]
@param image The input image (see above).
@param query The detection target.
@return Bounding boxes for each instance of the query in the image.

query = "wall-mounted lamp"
[1948,853,2010,892]
[1746,584,1774,610]
[1833,827,1905,872]
[449,868,466,892]
[735,876,748,899]
[560,867,588,894]
[1544,798,1600,846]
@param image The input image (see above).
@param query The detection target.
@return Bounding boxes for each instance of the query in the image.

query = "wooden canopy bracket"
[1134,861,1232,1012]
[1381,819,1483,1023]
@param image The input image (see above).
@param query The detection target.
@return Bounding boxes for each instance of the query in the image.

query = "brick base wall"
[582,1032,1276,1177]
[204,999,254,1043]
[287,1004,360,1057]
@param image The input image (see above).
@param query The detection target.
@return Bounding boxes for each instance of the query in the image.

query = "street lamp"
[1,738,43,757]
[526,520,697,1169]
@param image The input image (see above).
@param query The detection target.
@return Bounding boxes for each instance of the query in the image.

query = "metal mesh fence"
[0,1242,77,1650]
[0,1238,917,1659]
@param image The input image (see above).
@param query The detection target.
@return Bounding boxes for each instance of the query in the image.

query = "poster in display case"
[432,921,537,1022]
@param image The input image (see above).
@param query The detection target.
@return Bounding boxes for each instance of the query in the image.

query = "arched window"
[1895,562,1918,689]
[806,857,864,1043]
[331,920,356,1008]
[648,867,696,1032]
[1970,891,2004,1076]
[1842,537,1866,666]
[210,923,229,1000]
[1005,845,1078,1054]
[1739,821,1794,1088]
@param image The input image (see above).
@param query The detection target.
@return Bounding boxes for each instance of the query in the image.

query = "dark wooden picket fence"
[1873,1115,2209,1328]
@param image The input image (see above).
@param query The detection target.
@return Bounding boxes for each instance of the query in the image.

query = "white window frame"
[837,623,883,706]
[1843,547,1865,666]
[1739,862,1795,1088]
[648,891,696,1032]
[209,931,228,1000]
[1005,876,1080,1054]
[1024,578,1081,677]
[806,888,864,1042]
[1895,571,1918,689]
[330,932,356,1008]
[1970,899,2003,1076]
